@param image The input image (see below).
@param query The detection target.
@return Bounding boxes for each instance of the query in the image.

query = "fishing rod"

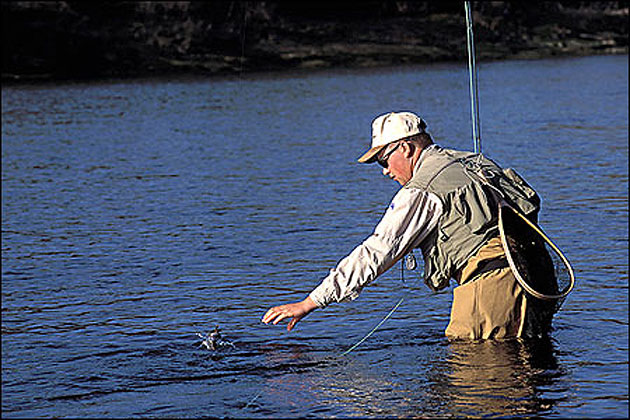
[463,2,576,302]
[464,1,482,154]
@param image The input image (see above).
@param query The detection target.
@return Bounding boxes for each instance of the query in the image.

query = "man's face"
[377,141,414,186]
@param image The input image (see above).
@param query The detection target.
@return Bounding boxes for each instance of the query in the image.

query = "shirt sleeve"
[308,187,443,308]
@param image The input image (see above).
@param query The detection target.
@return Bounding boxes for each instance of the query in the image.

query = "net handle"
[498,202,576,301]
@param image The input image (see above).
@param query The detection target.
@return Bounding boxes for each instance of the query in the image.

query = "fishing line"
[338,294,406,357]
[243,260,411,411]
[243,388,264,410]
[337,255,416,357]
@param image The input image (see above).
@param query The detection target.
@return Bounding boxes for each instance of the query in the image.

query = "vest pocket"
[500,168,540,216]
[454,184,495,234]
[423,245,450,291]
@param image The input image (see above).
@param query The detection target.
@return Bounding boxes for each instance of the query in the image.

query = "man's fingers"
[262,301,308,330]
[262,311,280,324]
[262,298,314,331]
[287,318,298,331]
[262,306,292,325]
[262,308,276,324]
[262,306,283,323]
[272,313,289,325]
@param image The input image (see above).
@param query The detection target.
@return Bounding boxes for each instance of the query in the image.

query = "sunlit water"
[2,54,628,418]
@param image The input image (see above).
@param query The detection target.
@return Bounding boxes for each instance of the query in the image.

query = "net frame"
[498,202,575,301]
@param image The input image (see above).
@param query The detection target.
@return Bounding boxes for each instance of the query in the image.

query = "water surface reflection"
[436,338,562,417]
[249,334,564,417]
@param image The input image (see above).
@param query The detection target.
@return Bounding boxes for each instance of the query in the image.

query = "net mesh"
[500,204,573,313]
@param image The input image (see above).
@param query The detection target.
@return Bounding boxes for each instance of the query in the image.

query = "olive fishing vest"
[407,146,541,291]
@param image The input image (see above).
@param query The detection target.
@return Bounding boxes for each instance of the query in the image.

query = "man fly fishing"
[262,111,567,340]
[263,4,572,341]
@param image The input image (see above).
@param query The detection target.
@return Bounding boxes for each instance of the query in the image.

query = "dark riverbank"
[2,1,628,84]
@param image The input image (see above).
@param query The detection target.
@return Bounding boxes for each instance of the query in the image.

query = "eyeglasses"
[376,143,400,168]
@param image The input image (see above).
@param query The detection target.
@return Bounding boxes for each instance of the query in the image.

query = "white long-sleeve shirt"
[309,155,444,308]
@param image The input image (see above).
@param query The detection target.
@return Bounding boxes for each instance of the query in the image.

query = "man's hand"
[262,296,318,331]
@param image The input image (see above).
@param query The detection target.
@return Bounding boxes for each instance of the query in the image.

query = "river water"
[2,54,628,418]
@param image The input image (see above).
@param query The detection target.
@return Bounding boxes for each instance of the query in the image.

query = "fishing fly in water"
[196,325,235,351]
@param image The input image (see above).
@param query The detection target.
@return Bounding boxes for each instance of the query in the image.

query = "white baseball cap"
[358,111,427,163]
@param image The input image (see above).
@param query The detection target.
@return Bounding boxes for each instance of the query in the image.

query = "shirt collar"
[412,144,437,177]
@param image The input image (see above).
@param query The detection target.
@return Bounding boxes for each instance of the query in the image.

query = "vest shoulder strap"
[407,146,466,190]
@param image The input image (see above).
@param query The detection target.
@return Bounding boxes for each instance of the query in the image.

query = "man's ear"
[402,141,415,158]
